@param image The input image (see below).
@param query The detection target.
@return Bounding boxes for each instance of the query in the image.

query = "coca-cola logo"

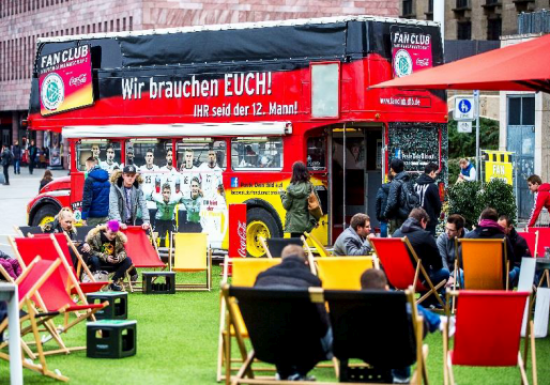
[69,73,87,86]
[237,221,247,258]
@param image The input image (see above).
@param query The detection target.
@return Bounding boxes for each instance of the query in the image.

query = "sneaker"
[109,282,122,292]
[131,274,139,284]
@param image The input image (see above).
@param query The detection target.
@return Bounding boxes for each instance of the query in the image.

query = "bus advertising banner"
[38,45,93,116]
[391,27,433,78]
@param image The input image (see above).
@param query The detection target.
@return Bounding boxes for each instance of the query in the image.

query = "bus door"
[329,126,383,243]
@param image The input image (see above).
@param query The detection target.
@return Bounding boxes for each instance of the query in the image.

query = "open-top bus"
[27,15,447,256]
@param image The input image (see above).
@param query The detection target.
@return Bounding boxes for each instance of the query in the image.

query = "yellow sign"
[484,151,513,185]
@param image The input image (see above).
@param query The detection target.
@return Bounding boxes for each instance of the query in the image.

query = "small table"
[0,283,22,385]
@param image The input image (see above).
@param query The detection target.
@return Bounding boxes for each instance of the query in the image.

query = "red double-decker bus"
[27,15,447,256]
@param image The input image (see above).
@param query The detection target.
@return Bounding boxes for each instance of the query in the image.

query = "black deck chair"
[74,226,95,244]
[324,289,428,384]
[264,238,304,258]
[222,285,332,385]
[16,226,44,237]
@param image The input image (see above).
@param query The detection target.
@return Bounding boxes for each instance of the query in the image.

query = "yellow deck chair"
[169,232,212,291]
[217,257,281,382]
[458,238,509,290]
[304,231,332,257]
[315,256,380,290]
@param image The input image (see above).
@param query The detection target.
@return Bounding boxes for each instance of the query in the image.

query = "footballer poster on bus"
[38,45,93,116]
[390,27,433,78]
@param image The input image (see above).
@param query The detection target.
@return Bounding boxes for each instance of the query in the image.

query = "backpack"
[398,179,420,214]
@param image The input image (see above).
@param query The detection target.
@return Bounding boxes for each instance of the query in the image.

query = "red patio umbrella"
[371,33,550,93]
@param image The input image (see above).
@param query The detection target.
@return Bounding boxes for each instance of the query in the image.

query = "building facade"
[400,0,548,40]
[0,0,399,152]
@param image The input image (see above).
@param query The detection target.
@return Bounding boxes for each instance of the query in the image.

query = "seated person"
[393,208,450,307]
[254,244,332,381]
[0,250,21,280]
[43,207,92,268]
[465,208,516,285]
[86,220,137,291]
[498,215,529,288]
[436,214,467,288]
[333,213,375,256]
[360,268,453,383]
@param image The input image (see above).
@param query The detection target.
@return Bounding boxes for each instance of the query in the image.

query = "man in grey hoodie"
[109,165,150,230]
[333,213,374,256]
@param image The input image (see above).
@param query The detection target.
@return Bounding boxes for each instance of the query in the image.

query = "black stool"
[142,271,176,294]
[86,292,128,320]
[87,320,137,358]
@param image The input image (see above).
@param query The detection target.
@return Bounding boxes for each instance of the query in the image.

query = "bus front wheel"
[246,207,280,258]
[31,204,58,227]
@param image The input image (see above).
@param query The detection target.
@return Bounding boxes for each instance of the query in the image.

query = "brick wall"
[0,0,399,112]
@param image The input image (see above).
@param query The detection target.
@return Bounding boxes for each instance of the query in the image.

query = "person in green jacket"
[279,161,320,238]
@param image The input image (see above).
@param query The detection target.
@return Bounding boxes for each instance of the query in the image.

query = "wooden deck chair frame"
[0,257,69,382]
[6,236,108,354]
[169,232,212,291]
[370,237,446,307]
[457,238,509,290]
[443,290,537,385]
[304,231,332,257]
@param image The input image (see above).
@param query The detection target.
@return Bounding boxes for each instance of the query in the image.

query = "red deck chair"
[121,226,166,291]
[443,290,536,385]
[0,257,70,382]
[370,237,446,306]
[517,231,538,258]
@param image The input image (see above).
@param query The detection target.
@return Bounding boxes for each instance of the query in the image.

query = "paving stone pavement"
[0,167,68,254]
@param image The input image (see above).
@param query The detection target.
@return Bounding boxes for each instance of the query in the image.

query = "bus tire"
[246,207,281,258]
[31,204,59,227]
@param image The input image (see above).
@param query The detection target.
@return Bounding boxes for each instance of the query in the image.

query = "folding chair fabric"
[324,289,416,369]
[231,258,281,287]
[459,239,506,290]
[265,238,304,258]
[121,226,165,268]
[370,238,428,291]
[517,231,538,258]
[73,226,94,244]
[304,231,332,257]
[17,226,44,237]
[315,257,376,290]
[452,291,529,367]
[228,286,328,370]
[172,232,208,272]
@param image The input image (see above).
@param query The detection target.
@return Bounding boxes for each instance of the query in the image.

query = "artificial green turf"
[1,266,548,384]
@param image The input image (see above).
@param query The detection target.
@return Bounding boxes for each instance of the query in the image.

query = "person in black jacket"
[384,159,417,234]
[11,140,21,174]
[414,163,442,236]
[498,215,530,288]
[393,208,449,307]
[254,245,332,381]
[28,140,37,175]
[1,144,12,185]
[375,174,392,237]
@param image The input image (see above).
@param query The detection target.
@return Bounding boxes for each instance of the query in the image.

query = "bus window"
[126,139,172,172]
[76,140,121,172]
[307,137,326,170]
[176,139,226,171]
[231,137,283,170]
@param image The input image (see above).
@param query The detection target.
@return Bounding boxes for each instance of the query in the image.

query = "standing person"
[393,207,449,307]
[333,213,374,256]
[28,139,37,175]
[384,158,419,234]
[108,165,151,230]
[39,170,54,191]
[414,163,442,236]
[279,161,320,238]
[526,174,550,228]
[375,174,392,237]
[86,220,136,291]
[11,140,21,174]
[1,144,13,186]
[254,245,332,381]
[436,214,467,288]
[457,158,476,182]
[81,157,111,227]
